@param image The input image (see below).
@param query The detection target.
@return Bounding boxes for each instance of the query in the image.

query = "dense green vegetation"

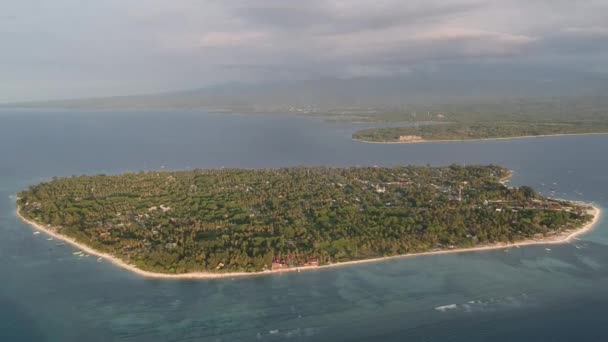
[353,122,608,143]
[18,166,592,274]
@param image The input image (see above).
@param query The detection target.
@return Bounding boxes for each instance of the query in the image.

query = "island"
[353,122,608,143]
[17,165,599,278]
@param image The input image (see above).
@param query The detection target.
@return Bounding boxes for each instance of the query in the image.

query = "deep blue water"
[1,110,607,341]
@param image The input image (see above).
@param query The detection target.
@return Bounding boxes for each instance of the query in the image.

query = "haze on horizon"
[2,0,608,103]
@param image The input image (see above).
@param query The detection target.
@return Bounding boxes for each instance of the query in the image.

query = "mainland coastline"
[16,202,601,280]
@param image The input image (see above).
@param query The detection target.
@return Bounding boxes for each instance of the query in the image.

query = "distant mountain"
[3,63,608,111]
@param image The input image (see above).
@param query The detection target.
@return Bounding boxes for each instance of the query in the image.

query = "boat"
[33,231,40,235]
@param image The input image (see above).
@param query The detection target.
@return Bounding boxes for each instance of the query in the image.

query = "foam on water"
[435,294,530,313]
[256,327,320,339]
[435,304,458,312]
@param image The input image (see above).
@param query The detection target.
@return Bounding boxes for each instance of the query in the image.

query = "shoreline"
[353,132,608,144]
[16,205,601,280]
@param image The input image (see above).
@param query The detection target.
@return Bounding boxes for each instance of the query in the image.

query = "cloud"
[314,25,537,69]
[1,0,607,101]
[562,27,608,37]
[226,0,482,34]
[529,26,608,56]
[159,31,271,49]
[200,31,270,47]
[412,28,536,44]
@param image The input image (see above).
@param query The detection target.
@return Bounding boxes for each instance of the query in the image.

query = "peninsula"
[17,165,598,278]
[353,122,608,143]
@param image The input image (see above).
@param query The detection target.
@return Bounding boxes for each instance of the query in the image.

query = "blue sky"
[1,0,608,102]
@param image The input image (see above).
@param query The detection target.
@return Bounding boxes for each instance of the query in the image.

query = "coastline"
[353,132,608,144]
[16,204,601,280]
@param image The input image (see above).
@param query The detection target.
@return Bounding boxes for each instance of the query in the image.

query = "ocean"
[1,110,607,341]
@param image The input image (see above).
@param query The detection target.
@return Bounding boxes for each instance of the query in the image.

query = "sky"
[1,0,608,102]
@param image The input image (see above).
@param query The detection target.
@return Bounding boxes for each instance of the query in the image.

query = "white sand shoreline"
[353,132,608,144]
[16,204,601,280]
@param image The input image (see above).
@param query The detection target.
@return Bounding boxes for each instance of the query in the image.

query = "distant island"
[353,122,608,143]
[17,165,599,278]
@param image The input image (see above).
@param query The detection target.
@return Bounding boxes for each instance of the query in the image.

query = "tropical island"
[353,122,608,143]
[17,165,598,278]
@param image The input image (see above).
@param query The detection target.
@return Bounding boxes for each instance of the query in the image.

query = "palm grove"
[18,165,592,274]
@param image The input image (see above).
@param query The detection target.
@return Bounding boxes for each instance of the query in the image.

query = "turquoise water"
[1,110,607,341]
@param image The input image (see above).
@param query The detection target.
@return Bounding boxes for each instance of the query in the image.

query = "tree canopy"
[18,165,592,274]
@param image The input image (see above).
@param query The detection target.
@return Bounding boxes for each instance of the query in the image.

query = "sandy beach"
[353,132,608,144]
[16,204,601,280]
